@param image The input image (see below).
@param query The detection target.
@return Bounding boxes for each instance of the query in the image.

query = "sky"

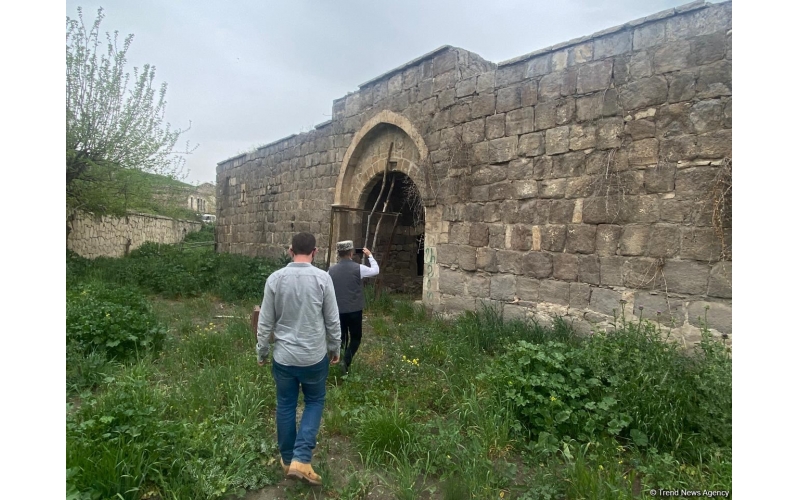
[65,0,703,185]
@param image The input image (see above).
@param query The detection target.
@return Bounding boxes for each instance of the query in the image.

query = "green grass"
[67,249,732,499]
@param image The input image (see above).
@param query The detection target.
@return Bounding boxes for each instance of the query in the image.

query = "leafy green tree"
[66,7,195,229]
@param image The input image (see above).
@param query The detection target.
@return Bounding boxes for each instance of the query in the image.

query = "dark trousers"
[339,310,363,367]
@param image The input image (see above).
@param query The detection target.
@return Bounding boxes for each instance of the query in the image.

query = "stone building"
[216,1,732,343]
[188,182,216,215]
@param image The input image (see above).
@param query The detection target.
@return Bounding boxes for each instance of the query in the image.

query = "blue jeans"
[271,355,329,464]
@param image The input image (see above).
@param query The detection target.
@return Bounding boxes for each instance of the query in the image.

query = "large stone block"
[569,282,591,309]
[471,93,497,119]
[708,261,731,299]
[438,268,466,295]
[467,273,490,298]
[667,72,696,103]
[656,102,693,138]
[539,179,566,199]
[675,167,718,201]
[497,63,526,87]
[578,254,600,284]
[626,119,655,140]
[577,60,613,94]
[506,107,535,136]
[488,182,514,202]
[508,158,533,180]
[629,138,659,166]
[451,102,473,124]
[688,301,731,334]
[496,249,525,275]
[566,224,597,254]
[660,135,698,162]
[653,40,691,74]
[644,164,676,193]
[532,156,553,180]
[549,199,576,224]
[593,31,632,59]
[523,251,553,278]
[510,224,532,251]
[476,71,496,93]
[540,225,567,252]
[472,165,508,186]
[633,20,666,50]
[545,126,571,155]
[689,99,725,135]
[458,245,477,271]
[488,224,506,248]
[486,114,506,140]
[619,76,669,111]
[489,136,518,163]
[597,118,623,149]
[440,294,477,313]
[695,130,731,159]
[566,176,596,199]
[514,180,539,200]
[569,124,597,151]
[490,273,518,301]
[517,276,540,301]
[519,132,545,157]
[539,279,571,306]
[518,199,551,225]
[469,223,489,247]
[553,253,579,281]
[595,224,621,256]
[619,225,652,256]
[633,291,683,325]
[680,227,722,262]
[477,247,498,272]
[462,118,486,144]
[449,222,470,245]
[696,60,731,99]
[648,225,680,258]
[629,50,653,79]
[662,259,710,295]
[589,287,623,316]
[497,86,523,113]
[552,152,584,178]
[690,32,727,66]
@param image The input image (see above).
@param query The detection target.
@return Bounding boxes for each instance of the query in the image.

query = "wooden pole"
[371,175,396,252]
[364,142,393,248]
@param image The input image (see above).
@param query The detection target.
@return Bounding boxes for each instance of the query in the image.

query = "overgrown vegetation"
[66,244,732,499]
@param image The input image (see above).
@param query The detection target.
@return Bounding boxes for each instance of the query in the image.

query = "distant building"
[188,182,216,215]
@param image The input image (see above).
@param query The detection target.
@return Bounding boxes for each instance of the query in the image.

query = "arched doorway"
[358,171,425,295]
[332,110,431,299]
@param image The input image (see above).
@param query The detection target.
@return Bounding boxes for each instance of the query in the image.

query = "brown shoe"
[280,457,290,474]
[287,460,322,486]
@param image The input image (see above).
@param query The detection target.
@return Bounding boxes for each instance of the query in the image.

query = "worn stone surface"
[569,282,591,309]
[620,225,651,256]
[490,273,517,301]
[523,251,553,278]
[553,253,579,281]
[516,276,540,301]
[688,300,732,334]
[589,287,623,316]
[566,224,597,254]
[545,126,571,155]
[540,225,567,252]
[662,259,710,295]
[539,279,571,306]
[595,224,621,256]
[648,225,680,258]
[578,254,601,285]
[708,261,731,299]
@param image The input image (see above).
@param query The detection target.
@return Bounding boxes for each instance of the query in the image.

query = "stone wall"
[67,211,201,259]
[216,1,732,344]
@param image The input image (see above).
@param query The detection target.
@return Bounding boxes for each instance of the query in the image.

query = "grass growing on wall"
[66,246,732,499]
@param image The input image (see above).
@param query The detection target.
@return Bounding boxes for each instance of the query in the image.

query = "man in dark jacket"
[327,240,379,373]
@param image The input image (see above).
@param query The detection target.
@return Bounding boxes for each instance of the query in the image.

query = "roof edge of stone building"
[358,45,454,88]
[498,0,718,67]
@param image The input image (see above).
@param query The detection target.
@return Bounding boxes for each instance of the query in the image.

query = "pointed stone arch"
[333,110,430,208]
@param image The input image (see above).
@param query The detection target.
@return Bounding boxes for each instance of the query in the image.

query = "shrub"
[66,284,166,362]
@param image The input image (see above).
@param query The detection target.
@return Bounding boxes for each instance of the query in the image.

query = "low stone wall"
[67,211,201,259]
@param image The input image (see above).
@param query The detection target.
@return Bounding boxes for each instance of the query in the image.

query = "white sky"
[65,0,704,185]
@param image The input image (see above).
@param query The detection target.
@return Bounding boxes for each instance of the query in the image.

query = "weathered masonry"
[216,1,732,343]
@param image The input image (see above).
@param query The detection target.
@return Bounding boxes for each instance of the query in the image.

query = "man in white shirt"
[327,240,379,374]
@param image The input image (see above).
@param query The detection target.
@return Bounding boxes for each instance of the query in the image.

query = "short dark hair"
[291,232,316,255]
[338,249,353,258]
